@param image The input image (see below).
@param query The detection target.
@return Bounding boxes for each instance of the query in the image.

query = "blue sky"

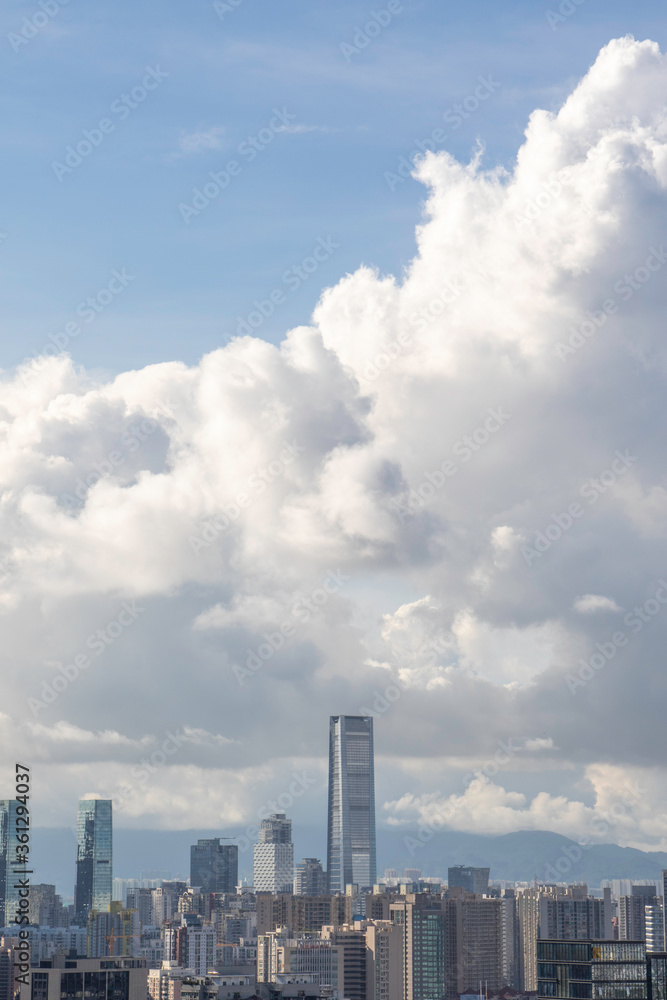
[1,0,665,375]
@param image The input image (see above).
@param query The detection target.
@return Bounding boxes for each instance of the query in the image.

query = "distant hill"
[33,826,667,900]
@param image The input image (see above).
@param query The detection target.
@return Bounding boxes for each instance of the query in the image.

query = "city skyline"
[2,0,667,876]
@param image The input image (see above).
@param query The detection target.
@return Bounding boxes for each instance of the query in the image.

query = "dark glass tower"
[190,839,238,894]
[0,800,22,926]
[327,715,376,894]
[75,798,112,920]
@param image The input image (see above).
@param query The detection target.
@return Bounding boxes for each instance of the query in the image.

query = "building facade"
[327,715,377,894]
[253,815,294,894]
[190,840,238,895]
[294,859,327,897]
[448,866,490,895]
[75,798,113,920]
[0,800,23,926]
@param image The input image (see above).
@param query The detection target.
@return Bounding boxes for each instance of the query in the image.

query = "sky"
[3,1,667,865]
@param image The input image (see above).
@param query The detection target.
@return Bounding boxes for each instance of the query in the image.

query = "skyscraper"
[190,838,238,894]
[327,715,376,894]
[253,814,294,893]
[0,801,22,926]
[75,798,113,920]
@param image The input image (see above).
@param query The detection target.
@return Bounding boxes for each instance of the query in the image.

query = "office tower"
[74,798,113,920]
[294,858,327,896]
[0,800,23,926]
[0,949,13,1000]
[190,838,238,895]
[402,868,422,882]
[253,814,294,893]
[17,956,147,1000]
[327,715,377,893]
[390,895,447,1000]
[649,952,667,1000]
[448,864,490,895]
[537,940,648,1000]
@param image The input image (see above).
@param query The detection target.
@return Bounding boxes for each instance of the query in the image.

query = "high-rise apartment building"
[253,814,294,894]
[75,798,113,920]
[190,839,238,895]
[294,858,327,896]
[646,904,664,953]
[327,715,376,893]
[619,886,660,941]
[448,865,490,895]
[0,800,23,926]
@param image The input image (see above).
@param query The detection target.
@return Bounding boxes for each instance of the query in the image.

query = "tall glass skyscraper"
[0,800,23,926]
[327,715,376,894]
[75,798,112,920]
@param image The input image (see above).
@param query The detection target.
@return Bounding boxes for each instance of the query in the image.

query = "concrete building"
[0,801,23,926]
[619,886,660,941]
[256,892,352,936]
[254,815,294,894]
[257,928,343,987]
[646,903,664,953]
[321,924,367,1000]
[19,956,147,1000]
[365,919,404,1000]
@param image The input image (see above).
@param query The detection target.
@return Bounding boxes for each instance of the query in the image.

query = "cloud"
[176,125,226,155]
[2,37,667,850]
[574,594,623,614]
